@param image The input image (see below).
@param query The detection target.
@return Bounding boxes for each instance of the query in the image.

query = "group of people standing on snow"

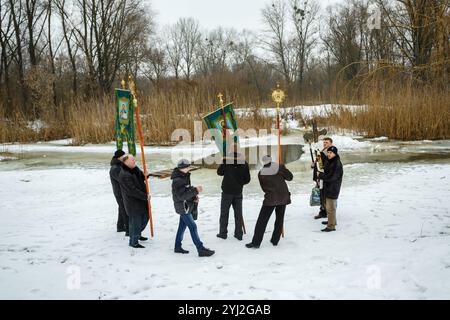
[109,137,343,257]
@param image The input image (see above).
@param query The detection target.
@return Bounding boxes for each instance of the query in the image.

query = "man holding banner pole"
[114,78,154,242]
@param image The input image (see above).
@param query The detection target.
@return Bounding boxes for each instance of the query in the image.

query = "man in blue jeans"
[171,159,215,257]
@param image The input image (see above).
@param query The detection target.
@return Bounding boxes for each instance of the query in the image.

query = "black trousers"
[319,188,327,216]
[115,195,129,232]
[219,193,244,237]
[251,205,286,246]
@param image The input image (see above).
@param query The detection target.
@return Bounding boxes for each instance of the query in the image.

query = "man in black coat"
[317,146,343,232]
[109,150,129,234]
[118,154,150,248]
[311,137,333,220]
[246,155,293,249]
[172,159,215,257]
[216,152,251,241]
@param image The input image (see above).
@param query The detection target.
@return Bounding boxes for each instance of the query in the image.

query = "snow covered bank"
[235,104,363,120]
[0,161,449,299]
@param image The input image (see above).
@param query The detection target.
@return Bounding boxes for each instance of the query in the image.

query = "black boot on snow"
[216,233,227,240]
[174,248,189,254]
[131,243,145,248]
[139,236,148,241]
[245,243,260,249]
[198,247,215,257]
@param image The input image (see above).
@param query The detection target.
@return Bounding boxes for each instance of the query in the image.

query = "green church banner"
[115,88,136,156]
[203,103,239,155]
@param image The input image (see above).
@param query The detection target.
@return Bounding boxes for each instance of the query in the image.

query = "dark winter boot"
[270,240,278,246]
[234,234,243,241]
[321,227,336,232]
[216,233,227,240]
[139,236,148,241]
[245,243,260,249]
[131,244,145,248]
[322,221,328,225]
[198,247,215,257]
[174,248,189,254]
[314,212,327,220]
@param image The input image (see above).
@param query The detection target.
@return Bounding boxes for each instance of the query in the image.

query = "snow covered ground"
[0,140,449,299]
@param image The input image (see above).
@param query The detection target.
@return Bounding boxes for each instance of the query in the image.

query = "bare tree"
[290,0,319,91]
[322,2,364,81]
[196,27,236,77]
[55,0,79,95]
[177,17,201,80]
[71,0,153,92]
[377,0,448,78]
[165,24,182,79]
[0,0,14,105]
[261,0,292,84]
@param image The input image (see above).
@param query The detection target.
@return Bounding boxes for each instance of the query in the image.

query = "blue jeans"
[129,212,149,246]
[175,213,203,250]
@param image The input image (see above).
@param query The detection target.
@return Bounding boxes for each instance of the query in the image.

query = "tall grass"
[0,89,277,145]
[323,63,450,140]
[329,85,450,140]
[1,68,449,144]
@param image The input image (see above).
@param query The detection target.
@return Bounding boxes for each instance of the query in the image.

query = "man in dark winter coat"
[317,146,343,232]
[216,152,251,241]
[110,150,129,234]
[246,155,293,249]
[171,159,215,257]
[311,137,333,220]
[118,154,150,248]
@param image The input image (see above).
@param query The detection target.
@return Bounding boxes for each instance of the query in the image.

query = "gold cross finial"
[218,93,224,107]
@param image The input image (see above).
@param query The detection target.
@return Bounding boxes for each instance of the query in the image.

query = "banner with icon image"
[115,88,136,156]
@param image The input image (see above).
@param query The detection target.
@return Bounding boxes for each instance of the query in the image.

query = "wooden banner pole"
[272,83,285,238]
[129,77,154,238]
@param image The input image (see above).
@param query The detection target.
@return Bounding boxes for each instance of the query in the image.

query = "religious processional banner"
[202,103,239,155]
[115,88,136,156]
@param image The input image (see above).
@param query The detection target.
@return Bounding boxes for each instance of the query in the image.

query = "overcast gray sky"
[150,0,342,31]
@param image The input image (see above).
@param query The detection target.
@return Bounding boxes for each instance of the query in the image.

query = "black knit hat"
[114,149,126,159]
[327,146,338,155]
[177,159,191,169]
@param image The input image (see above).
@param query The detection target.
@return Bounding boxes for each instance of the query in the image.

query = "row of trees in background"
[0,0,449,120]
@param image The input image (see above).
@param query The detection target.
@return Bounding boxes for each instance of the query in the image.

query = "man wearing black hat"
[317,146,343,232]
[171,159,215,257]
[216,152,251,241]
[246,155,293,248]
[109,149,129,234]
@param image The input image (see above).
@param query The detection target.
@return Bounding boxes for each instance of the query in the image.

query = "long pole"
[277,103,284,238]
[130,77,154,238]
[276,103,281,164]
[272,83,285,238]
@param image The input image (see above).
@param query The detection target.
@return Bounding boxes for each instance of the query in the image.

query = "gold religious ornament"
[217,93,224,108]
[128,76,136,96]
[121,79,126,89]
[271,83,285,106]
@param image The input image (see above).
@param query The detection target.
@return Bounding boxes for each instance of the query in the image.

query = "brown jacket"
[258,163,293,206]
